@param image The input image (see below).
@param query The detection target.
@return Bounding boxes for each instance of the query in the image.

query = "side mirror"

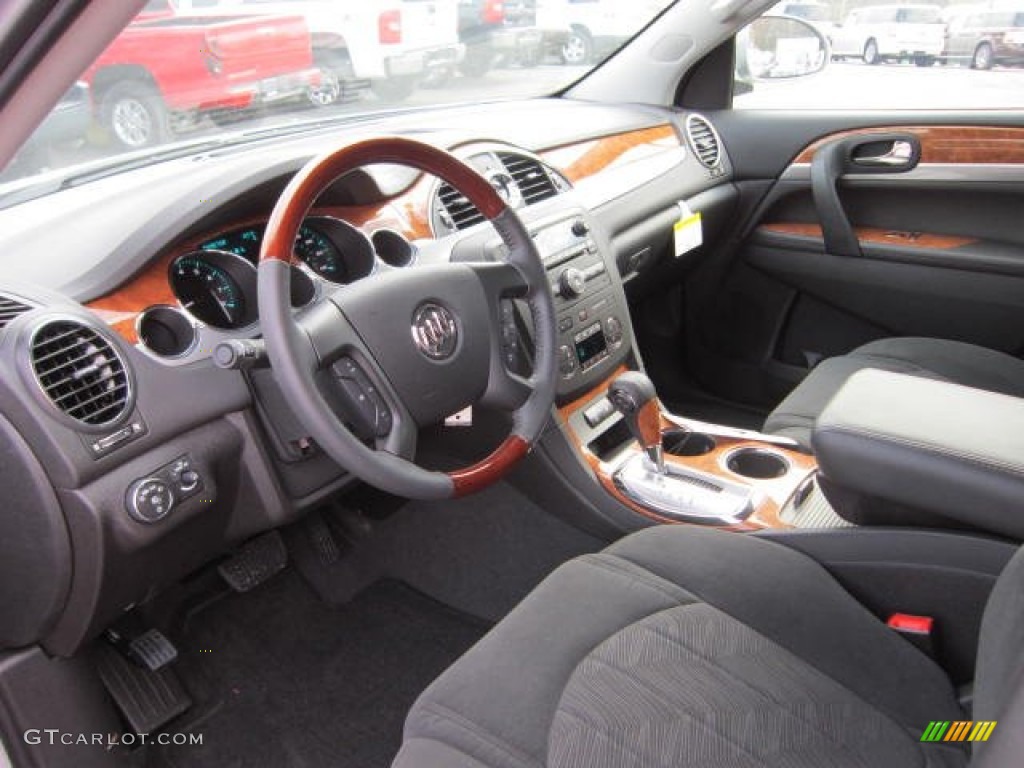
[736,15,830,81]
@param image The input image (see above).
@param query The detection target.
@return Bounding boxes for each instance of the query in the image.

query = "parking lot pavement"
[737,60,1024,109]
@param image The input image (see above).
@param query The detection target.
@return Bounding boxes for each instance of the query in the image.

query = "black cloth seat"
[764,337,1024,449]
[392,525,1024,768]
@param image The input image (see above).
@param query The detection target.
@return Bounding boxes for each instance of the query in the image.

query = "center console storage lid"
[813,369,1024,541]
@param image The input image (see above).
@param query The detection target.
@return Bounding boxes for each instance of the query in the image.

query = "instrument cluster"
[137,216,415,358]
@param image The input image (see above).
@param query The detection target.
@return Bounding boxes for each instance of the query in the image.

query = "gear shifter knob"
[608,371,665,474]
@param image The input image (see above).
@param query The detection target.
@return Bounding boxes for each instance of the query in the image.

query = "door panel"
[682,117,1024,409]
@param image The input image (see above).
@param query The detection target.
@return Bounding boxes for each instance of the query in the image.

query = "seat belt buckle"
[887,613,936,658]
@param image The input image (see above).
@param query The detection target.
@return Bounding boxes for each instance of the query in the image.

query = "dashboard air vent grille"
[436,182,487,231]
[497,152,557,205]
[0,294,31,331]
[30,320,130,427]
[686,115,721,168]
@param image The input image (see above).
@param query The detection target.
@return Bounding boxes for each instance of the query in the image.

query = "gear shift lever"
[608,371,665,474]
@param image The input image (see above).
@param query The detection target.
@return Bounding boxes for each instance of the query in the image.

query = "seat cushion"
[392,526,965,768]
[765,337,1024,448]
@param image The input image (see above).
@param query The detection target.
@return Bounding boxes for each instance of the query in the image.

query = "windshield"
[1,0,673,189]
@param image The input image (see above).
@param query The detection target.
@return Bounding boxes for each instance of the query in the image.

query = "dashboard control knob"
[571,218,590,237]
[127,478,174,524]
[605,316,623,344]
[213,339,266,370]
[558,345,577,377]
[179,470,200,492]
[558,267,586,299]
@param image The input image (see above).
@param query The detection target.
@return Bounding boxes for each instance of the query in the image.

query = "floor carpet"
[154,572,488,768]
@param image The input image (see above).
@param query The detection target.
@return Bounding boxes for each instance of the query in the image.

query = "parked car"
[86,0,321,148]
[179,0,464,102]
[770,0,836,42]
[942,7,1024,69]
[553,0,672,65]
[457,0,549,77]
[831,3,946,65]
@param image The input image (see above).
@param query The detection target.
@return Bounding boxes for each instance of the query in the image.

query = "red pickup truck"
[84,0,320,149]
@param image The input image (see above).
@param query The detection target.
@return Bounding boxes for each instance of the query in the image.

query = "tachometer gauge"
[295,225,344,280]
[170,252,255,329]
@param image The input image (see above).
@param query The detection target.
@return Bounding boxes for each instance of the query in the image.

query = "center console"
[558,367,825,530]
[525,210,630,397]
[520,208,832,532]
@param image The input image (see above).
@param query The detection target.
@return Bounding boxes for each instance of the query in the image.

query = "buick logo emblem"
[411,303,458,360]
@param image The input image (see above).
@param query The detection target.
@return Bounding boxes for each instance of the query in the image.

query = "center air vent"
[432,149,569,235]
[436,182,487,231]
[0,294,32,331]
[30,319,131,427]
[497,152,558,205]
[685,114,722,169]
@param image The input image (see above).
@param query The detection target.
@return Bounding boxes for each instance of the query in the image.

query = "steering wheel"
[258,137,558,500]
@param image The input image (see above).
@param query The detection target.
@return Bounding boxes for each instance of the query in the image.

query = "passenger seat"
[765,337,1024,448]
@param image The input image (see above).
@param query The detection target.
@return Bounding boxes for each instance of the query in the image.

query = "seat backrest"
[972,543,1024,765]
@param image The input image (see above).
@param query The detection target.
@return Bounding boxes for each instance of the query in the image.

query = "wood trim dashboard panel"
[541,125,680,183]
[759,222,980,251]
[558,368,817,530]
[87,124,681,345]
[792,126,1024,165]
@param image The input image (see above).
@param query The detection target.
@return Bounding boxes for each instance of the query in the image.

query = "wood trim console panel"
[558,368,817,530]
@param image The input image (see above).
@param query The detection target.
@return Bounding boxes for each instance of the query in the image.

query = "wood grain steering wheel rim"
[257,137,558,500]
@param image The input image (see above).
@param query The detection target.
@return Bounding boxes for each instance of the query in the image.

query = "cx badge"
[411,303,458,361]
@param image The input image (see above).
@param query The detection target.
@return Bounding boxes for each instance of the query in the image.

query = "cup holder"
[726,448,790,479]
[662,429,715,457]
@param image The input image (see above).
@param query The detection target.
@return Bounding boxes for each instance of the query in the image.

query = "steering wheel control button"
[125,454,204,524]
[411,302,459,361]
[332,357,393,438]
[127,478,174,524]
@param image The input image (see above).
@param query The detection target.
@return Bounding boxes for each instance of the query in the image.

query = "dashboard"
[0,98,733,656]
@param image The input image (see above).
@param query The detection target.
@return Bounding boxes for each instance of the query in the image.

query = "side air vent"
[685,114,722,169]
[0,294,32,331]
[436,182,487,231]
[497,152,558,205]
[30,319,131,427]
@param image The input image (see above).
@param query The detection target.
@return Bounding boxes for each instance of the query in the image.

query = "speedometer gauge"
[170,252,255,329]
[294,225,344,280]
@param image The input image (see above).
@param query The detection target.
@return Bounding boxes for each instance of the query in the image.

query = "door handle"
[809,133,922,258]
[852,140,915,168]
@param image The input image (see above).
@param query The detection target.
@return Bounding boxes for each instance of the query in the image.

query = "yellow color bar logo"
[921,721,997,742]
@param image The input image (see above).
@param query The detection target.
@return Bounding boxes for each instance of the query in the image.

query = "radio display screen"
[575,325,608,369]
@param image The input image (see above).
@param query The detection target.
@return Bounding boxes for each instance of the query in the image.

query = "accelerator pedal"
[218,530,288,592]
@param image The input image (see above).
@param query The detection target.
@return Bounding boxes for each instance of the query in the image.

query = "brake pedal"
[95,642,191,734]
[218,530,288,592]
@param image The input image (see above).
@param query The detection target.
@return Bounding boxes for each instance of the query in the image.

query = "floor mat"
[155,573,488,768]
